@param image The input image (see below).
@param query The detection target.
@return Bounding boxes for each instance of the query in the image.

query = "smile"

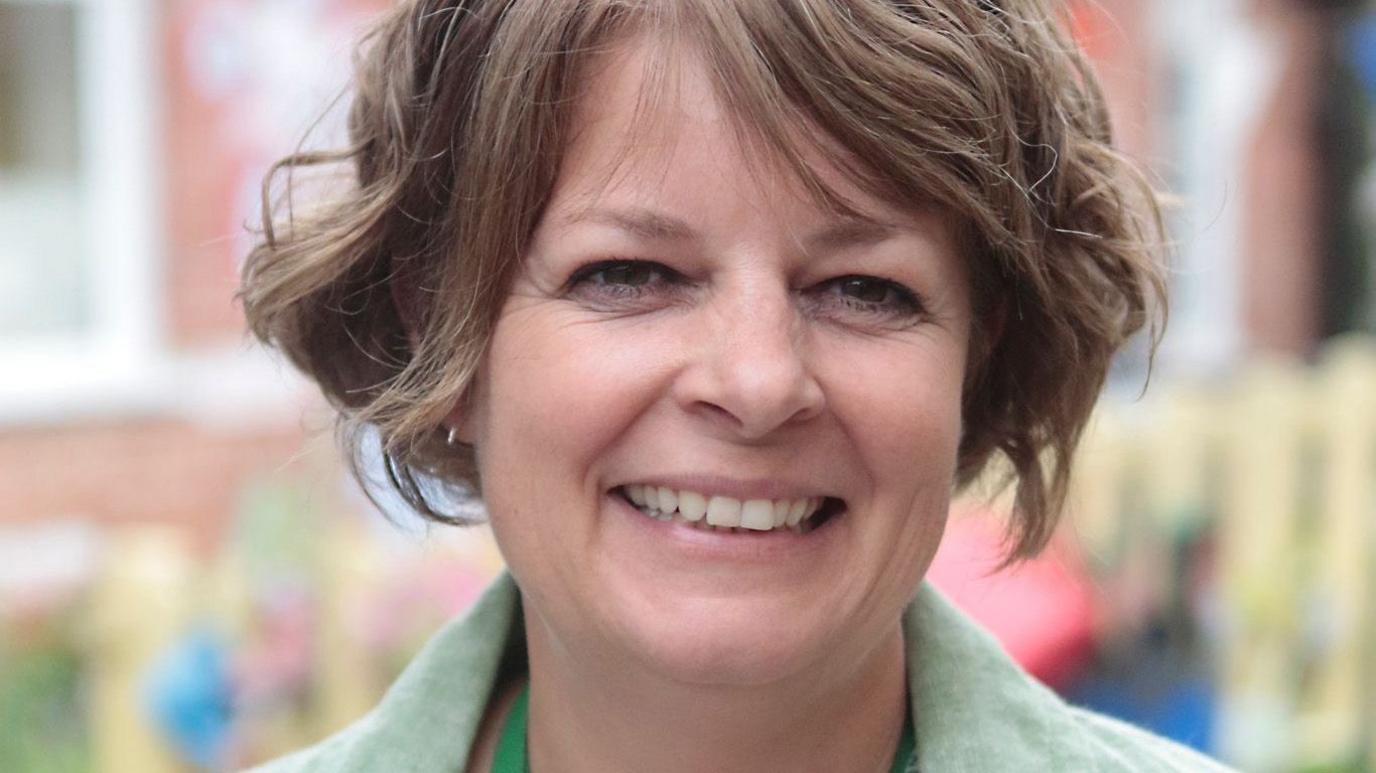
[616,485,845,534]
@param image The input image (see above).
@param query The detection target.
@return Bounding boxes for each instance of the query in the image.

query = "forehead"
[550,33,915,229]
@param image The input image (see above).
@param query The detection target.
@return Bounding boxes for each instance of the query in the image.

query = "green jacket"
[251,573,1234,772]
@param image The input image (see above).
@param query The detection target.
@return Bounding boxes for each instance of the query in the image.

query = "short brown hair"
[240,0,1165,560]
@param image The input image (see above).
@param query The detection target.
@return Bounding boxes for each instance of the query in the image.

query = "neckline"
[491,682,914,773]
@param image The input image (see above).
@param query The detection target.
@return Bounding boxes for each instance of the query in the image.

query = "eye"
[808,275,927,324]
[563,259,684,302]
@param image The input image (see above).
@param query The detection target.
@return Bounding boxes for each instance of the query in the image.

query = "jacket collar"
[903,581,1104,769]
[347,572,1100,771]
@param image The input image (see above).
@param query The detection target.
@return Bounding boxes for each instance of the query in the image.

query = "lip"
[606,490,846,563]
[608,474,842,503]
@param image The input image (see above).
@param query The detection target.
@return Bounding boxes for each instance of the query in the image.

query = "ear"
[447,361,488,447]
[446,406,474,447]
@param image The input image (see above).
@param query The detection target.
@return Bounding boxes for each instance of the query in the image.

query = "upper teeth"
[623,485,823,532]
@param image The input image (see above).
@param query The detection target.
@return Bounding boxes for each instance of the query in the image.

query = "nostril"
[691,382,823,439]
[692,401,739,425]
[671,341,824,440]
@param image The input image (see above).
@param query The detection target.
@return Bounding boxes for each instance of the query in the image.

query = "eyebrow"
[564,206,901,251]
[569,207,698,242]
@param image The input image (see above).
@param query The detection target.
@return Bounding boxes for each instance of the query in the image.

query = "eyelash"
[564,259,927,323]
[564,259,683,298]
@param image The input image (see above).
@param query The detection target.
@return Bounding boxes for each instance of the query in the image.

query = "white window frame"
[0,0,161,423]
[1153,0,1280,376]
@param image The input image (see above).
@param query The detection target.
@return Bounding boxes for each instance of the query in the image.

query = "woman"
[242,0,1232,770]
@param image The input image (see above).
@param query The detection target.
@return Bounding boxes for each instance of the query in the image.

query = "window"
[0,0,158,420]
[1154,0,1278,373]
[0,3,84,336]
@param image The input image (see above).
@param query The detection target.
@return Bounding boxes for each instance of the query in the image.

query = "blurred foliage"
[232,478,327,584]
[0,609,90,772]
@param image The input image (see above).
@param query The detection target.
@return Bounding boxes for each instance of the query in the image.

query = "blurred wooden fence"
[1070,336,1376,773]
[87,527,372,772]
[87,338,1376,772]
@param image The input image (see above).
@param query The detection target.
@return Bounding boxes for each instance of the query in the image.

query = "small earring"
[446,426,460,446]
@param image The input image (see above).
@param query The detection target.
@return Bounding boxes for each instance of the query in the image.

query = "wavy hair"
[240,0,1166,560]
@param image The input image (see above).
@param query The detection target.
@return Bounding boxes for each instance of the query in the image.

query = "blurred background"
[2,0,1375,770]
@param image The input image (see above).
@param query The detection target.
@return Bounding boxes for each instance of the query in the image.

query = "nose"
[672,280,825,440]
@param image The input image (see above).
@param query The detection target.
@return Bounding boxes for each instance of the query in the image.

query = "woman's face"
[459,39,971,686]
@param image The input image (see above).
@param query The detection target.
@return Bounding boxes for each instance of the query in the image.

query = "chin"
[608,589,833,687]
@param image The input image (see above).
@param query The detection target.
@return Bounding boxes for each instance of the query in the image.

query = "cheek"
[826,341,967,480]
[477,313,667,488]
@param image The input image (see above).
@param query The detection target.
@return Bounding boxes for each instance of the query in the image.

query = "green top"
[491,685,529,773]
[250,573,1236,772]
[490,682,915,773]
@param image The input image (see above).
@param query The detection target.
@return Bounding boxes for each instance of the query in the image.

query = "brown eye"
[564,259,686,306]
[595,262,658,288]
[838,277,896,305]
[820,275,924,320]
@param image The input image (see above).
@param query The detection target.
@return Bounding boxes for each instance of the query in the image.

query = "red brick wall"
[0,419,324,553]
[1077,0,1324,358]
[1243,0,1324,356]
[0,0,394,546]
[1072,0,1160,162]
[162,0,390,348]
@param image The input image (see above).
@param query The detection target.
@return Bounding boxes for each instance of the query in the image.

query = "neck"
[520,610,908,773]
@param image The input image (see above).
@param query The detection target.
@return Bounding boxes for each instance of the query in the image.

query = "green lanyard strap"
[892,712,915,772]
[492,684,915,773]
[492,685,530,773]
